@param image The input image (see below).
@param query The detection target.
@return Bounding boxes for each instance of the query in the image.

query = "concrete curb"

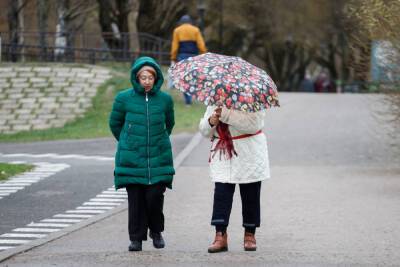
[174,132,202,169]
[0,202,127,263]
[0,132,203,263]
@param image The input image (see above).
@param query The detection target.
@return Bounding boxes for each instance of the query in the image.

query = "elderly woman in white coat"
[199,105,270,253]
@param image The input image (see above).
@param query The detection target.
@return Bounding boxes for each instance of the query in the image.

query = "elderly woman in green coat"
[109,56,175,252]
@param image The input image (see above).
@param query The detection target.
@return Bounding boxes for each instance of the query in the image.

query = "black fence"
[0,31,171,65]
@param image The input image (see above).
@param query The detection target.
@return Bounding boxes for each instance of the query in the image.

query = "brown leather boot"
[244,232,257,251]
[208,232,228,253]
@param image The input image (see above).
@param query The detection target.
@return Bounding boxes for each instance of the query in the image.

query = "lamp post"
[285,34,293,48]
[197,0,206,34]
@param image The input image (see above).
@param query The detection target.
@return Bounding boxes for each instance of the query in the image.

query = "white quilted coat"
[199,106,270,184]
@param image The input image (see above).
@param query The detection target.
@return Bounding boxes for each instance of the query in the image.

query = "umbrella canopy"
[168,52,279,112]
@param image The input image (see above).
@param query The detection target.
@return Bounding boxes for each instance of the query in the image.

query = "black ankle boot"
[128,240,142,251]
[149,231,165,249]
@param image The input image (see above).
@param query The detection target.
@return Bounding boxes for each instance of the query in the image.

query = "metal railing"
[0,31,171,65]
[341,81,400,93]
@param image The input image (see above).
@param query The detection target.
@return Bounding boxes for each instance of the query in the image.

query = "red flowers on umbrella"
[168,52,279,112]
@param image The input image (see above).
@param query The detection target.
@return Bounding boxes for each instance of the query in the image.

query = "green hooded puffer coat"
[109,57,175,189]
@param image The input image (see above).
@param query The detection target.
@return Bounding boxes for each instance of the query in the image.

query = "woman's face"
[138,70,155,92]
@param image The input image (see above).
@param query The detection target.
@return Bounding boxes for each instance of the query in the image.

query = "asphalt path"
[0,133,193,237]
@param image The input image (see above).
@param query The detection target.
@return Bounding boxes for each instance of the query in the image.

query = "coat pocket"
[124,123,138,148]
[158,139,173,165]
[119,149,139,167]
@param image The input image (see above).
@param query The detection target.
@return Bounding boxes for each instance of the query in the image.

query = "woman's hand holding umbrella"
[214,107,222,116]
[209,103,222,126]
[209,108,221,126]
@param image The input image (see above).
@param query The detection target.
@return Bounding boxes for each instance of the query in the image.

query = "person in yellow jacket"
[170,15,207,105]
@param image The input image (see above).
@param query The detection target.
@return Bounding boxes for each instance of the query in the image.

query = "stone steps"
[0,65,112,134]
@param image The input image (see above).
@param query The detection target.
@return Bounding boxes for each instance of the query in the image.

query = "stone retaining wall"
[0,65,112,134]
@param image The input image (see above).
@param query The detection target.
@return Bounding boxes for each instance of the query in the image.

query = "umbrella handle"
[216,100,223,107]
[214,101,222,117]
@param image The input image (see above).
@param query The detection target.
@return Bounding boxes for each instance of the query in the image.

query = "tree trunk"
[37,0,49,60]
[8,0,20,62]
[55,0,67,60]
[137,0,186,39]
[128,4,140,55]
[56,0,94,62]
[97,0,135,60]
[18,0,25,62]
[261,41,312,91]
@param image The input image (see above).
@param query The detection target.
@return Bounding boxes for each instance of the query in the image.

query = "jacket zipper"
[146,93,151,184]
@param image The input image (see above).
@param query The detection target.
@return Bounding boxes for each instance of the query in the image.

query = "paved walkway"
[1,93,399,266]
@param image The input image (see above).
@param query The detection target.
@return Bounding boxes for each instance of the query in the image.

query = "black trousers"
[211,181,261,229]
[126,183,166,241]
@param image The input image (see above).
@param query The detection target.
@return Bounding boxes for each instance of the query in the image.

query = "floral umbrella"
[168,52,279,112]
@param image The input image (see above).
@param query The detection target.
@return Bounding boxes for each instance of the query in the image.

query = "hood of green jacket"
[130,56,164,94]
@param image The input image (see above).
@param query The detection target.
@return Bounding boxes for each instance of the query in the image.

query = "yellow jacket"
[171,23,207,61]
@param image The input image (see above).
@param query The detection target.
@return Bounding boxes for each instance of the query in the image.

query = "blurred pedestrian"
[314,72,334,93]
[109,56,175,252]
[299,73,315,92]
[314,73,325,92]
[170,14,207,105]
[199,105,270,253]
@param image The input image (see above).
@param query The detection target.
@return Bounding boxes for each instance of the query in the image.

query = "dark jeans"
[126,183,166,241]
[211,182,261,229]
[183,92,192,105]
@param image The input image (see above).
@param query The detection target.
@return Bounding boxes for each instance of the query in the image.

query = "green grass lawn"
[0,63,205,143]
[0,163,34,181]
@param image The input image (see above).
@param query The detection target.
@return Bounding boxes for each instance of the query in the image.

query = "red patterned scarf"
[210,122,238,161]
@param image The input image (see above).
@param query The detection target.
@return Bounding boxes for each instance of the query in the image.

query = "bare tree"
[8,0,29,62]
[97,0,137,59]
[311,0,358,91]
[56,0,96,60]
[37,0,49,60]
[219,0,317,91]
[201,0,372,92]
[136,0,188,40]
[346,0,400,88]
[136,0,192,58]
[346,0,400,145]
[257,41,314,91]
